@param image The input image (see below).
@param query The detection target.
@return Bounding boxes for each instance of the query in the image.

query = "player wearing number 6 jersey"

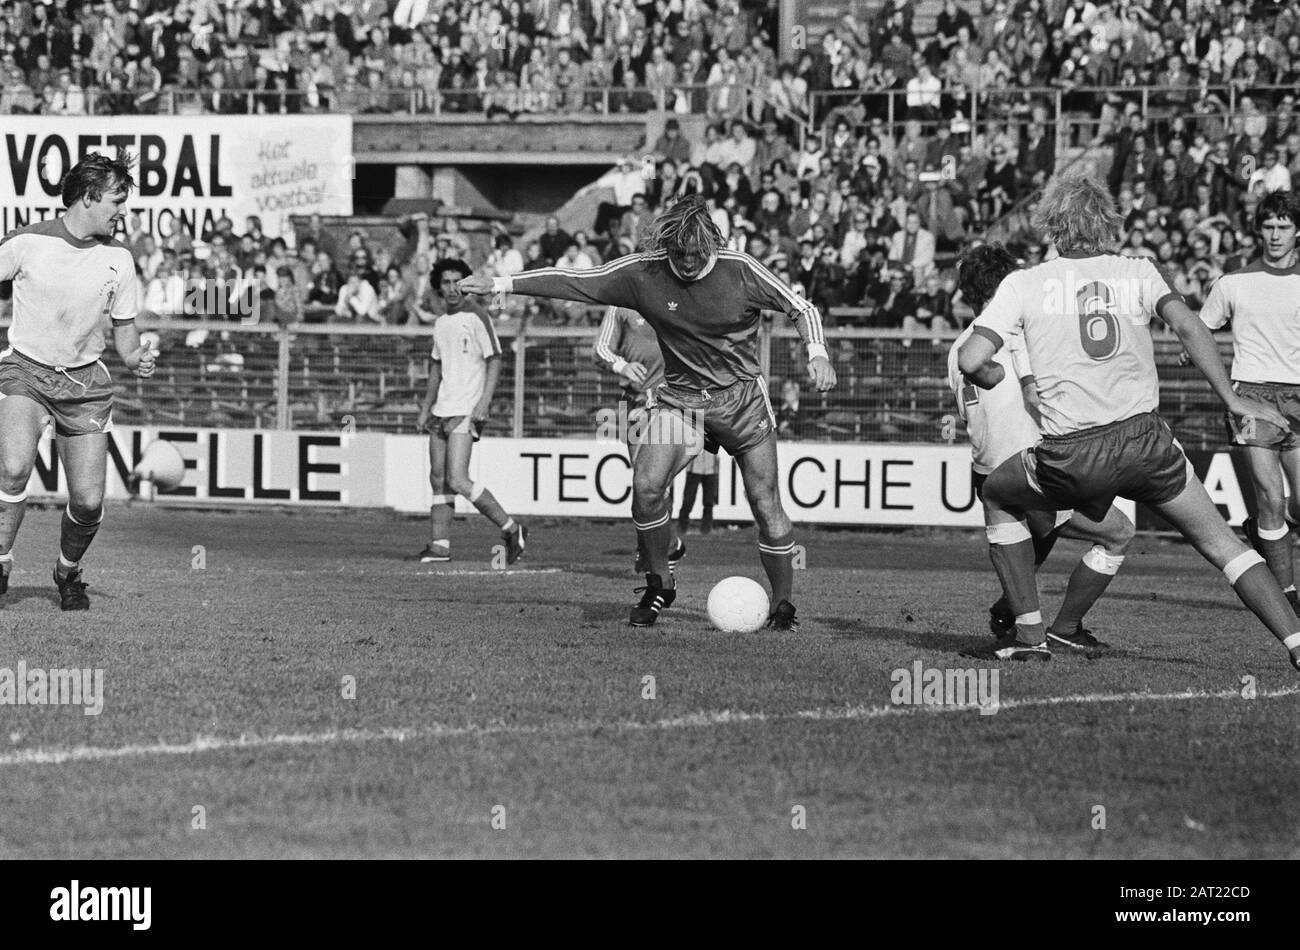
[957,175,1300,670]
[949,244,1134,655]
[0,150,156,611]
[1198,191,1300,616]
[461,195,836,630]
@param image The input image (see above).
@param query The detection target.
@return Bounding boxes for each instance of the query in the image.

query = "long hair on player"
[1254,188,1300,232]
[62,147,137,208]
[1030,174,1123,255]
[645,193,725,256]
[957,242,1020,314]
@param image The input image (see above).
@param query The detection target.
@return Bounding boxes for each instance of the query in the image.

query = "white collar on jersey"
[667,251,718,282]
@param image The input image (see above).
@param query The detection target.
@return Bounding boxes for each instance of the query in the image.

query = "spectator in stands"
[870,269,918,331]
[579,155,646,243]
[486,233,525,280]
[538,216,573,266]
[888,210,936,280]
[335,262,380,322]
[307,251,343,309]
[652,117,692,166]
[378,264,412,324]
[909,272,954,339]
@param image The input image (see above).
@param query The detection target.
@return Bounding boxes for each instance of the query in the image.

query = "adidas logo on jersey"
[667,301,678,311]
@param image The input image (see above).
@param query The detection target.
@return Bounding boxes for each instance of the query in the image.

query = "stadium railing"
[0,318,1231,451]
[64,83,797,123]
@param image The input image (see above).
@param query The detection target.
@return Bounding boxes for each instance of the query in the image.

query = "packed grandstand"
[1,0,1296,443]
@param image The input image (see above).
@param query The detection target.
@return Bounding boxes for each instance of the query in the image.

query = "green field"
[0,504,1296,858]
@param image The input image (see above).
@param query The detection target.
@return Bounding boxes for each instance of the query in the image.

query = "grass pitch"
[0,504,1296,858]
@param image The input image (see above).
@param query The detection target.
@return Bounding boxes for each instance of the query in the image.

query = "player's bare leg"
[965,453,1057,659]
[987,508,1067,634]
[444,430,525,563]
[629,433,683,575]
[53,432,109,611]
[734,436,799,631]
[628,424,692,626]
[421,429,453,562]
[1045,505,1134,650]
[1240,445,1298,609]
[1152,476,1300,671]
[0,395,46,596]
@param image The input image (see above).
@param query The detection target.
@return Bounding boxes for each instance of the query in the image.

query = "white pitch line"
[1,685,1295,768]
[412,568,564,576]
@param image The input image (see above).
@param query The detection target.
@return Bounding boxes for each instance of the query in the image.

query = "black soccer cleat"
[0,567,8,598]
[503,523,528,565]
[417,543,451,563]
[766,599,800,631]
[1047,627,1110,651]
[629,574,676,627]
[960,632,1051,662]
[53,567,90,611]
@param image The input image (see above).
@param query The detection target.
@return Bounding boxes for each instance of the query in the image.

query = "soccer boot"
[766,599,799,631]
[960,631,1050,662]
[503,523,528,564]
[53,567,90,611]
[629,574,676,627]
[1047,627,1110,651]
[418,543,451,563]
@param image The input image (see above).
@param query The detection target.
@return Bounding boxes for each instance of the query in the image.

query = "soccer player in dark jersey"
[593,304,687,573]
[0,150,156,610]
[957,175,1300,671]
[461,195,836,629]
[1199,191,1300,615]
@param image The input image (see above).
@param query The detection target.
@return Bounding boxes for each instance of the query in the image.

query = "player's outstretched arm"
[1161,298,1289,431]
[114,322,156,379]
[465,258,640,309]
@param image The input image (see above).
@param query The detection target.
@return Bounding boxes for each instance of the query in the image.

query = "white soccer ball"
[706,576,770,633]
[133,439,186,491]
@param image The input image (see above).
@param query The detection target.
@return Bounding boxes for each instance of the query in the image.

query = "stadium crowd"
[3,0,1300,335]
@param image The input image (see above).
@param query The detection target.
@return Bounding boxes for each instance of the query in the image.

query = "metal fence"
[10,320,1234,452]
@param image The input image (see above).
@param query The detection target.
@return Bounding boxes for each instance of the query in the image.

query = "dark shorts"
[1030,410,1189,521]
[1226,382,1300,450]
[0,349,114,437]
[650,377,777,458]
[433,415,483,442]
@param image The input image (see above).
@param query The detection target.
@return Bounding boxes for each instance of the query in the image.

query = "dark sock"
[1255,525,1295,589]
[1032,528,1059,567]
[635,515,674,587]
[1050,562,1116,635]
[988,538,1044,643]
[758,532,796,604]
[58,506,102,574]
[469,485,510,530]
[429,495,453,547]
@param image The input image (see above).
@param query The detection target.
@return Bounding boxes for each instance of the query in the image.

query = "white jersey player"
[1198,190,1300,616]
[0,150,157,610]
[414,258,526,564]
[957,175,1300,672]
[949,243,1133,650]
